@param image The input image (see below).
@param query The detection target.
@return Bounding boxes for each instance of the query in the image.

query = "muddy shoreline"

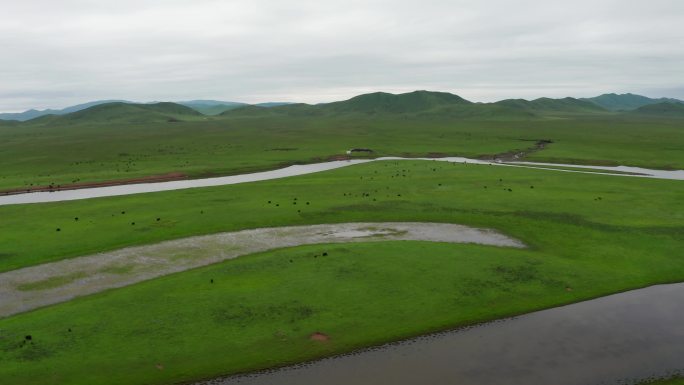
[0,172,189,196]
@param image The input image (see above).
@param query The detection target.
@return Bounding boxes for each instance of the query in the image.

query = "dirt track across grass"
[0,222,524,318]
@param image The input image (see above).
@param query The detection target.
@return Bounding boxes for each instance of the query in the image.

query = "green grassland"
[0,160,683,384]
[642,377,684,385]
[1,160,682,272]
[0,91,682,192]
[1,91,683,384]
[0,242,647,385]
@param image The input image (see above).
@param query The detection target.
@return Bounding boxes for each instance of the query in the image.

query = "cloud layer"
[1,0,683,111]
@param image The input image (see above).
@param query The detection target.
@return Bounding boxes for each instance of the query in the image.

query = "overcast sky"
[1,0,683,111]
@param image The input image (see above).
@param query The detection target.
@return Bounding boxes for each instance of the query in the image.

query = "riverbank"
[1,155,682,206]
[197,283,684,385]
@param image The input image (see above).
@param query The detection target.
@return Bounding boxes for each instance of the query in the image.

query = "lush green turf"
[641,377,684,385]
[0,237,680,385]
[1,100,682,191]
[0,161,682,384]
[1,160,682,272]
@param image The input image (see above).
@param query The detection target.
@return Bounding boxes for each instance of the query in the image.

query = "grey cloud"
[0,0,683,111]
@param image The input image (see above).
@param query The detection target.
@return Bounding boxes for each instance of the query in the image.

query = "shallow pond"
[197,283,684,385]
[0,222,523,317]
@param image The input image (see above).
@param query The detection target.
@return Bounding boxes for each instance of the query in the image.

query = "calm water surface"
[198,283,684,385]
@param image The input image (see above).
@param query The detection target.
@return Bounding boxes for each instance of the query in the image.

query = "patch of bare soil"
[327,154,352,161]
[310,332,330,342]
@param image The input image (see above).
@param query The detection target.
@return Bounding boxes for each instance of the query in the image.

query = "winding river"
[0,157,682,206]
[0,222,523,318]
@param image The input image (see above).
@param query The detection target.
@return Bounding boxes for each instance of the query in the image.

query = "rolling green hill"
[179,100,246,115]
[583,93,682,111]
[1,90,683,192]
[223,91,475,117]
[179,101,295,115]
[321,90,472,114]
[0,119,19,127]
[496,97,606,114]
[223,91,536,119]
[223,103,321,117]
[415,103,535,119]
[0,100,129,121]
[1,100,297,121]
[25,102,203,125]
[630,102,684,117]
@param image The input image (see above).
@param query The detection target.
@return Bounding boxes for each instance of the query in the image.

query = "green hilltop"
[26,102,203,125]
[13,91,683,125]
[1,89,684,193]
[179,100,247,115]
[495,97,606,114]
[222,91,596,119]
[582,93,682,111]
[4,91,684,125]
[321,90,471,114]
[630,102,684,117]
[4,91,684,123]
[0,100,128,122]
[221,90,476,118]
[0,100,295,121]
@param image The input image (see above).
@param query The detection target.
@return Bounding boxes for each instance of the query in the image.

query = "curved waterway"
[198,283,684,385]
[0,222,523,318]
[1,157,682,206]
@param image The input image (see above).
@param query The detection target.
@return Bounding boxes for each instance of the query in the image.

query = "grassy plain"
[1,113,683,192]
[0,160,682,384]
[643,378,684,385]
[1,160,682,272]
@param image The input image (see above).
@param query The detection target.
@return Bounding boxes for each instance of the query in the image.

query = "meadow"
[1,112,683,192]
[0,160,682,384]
[644,378,684,385]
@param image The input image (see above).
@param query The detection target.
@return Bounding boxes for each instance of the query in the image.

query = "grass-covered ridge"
[1,90,683,192]
[581,93,683,111]
[30,102,203,125]
[631,102,684,117]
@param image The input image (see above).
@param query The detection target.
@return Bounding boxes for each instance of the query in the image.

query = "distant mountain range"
[220,91,684,119]
[1,91,682,123]
[581,93,683,111]
[27,102,203,125]
[628,101,684,116]
[0,100,294,121]
[0,100,128,121]
[494,97,605,114]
